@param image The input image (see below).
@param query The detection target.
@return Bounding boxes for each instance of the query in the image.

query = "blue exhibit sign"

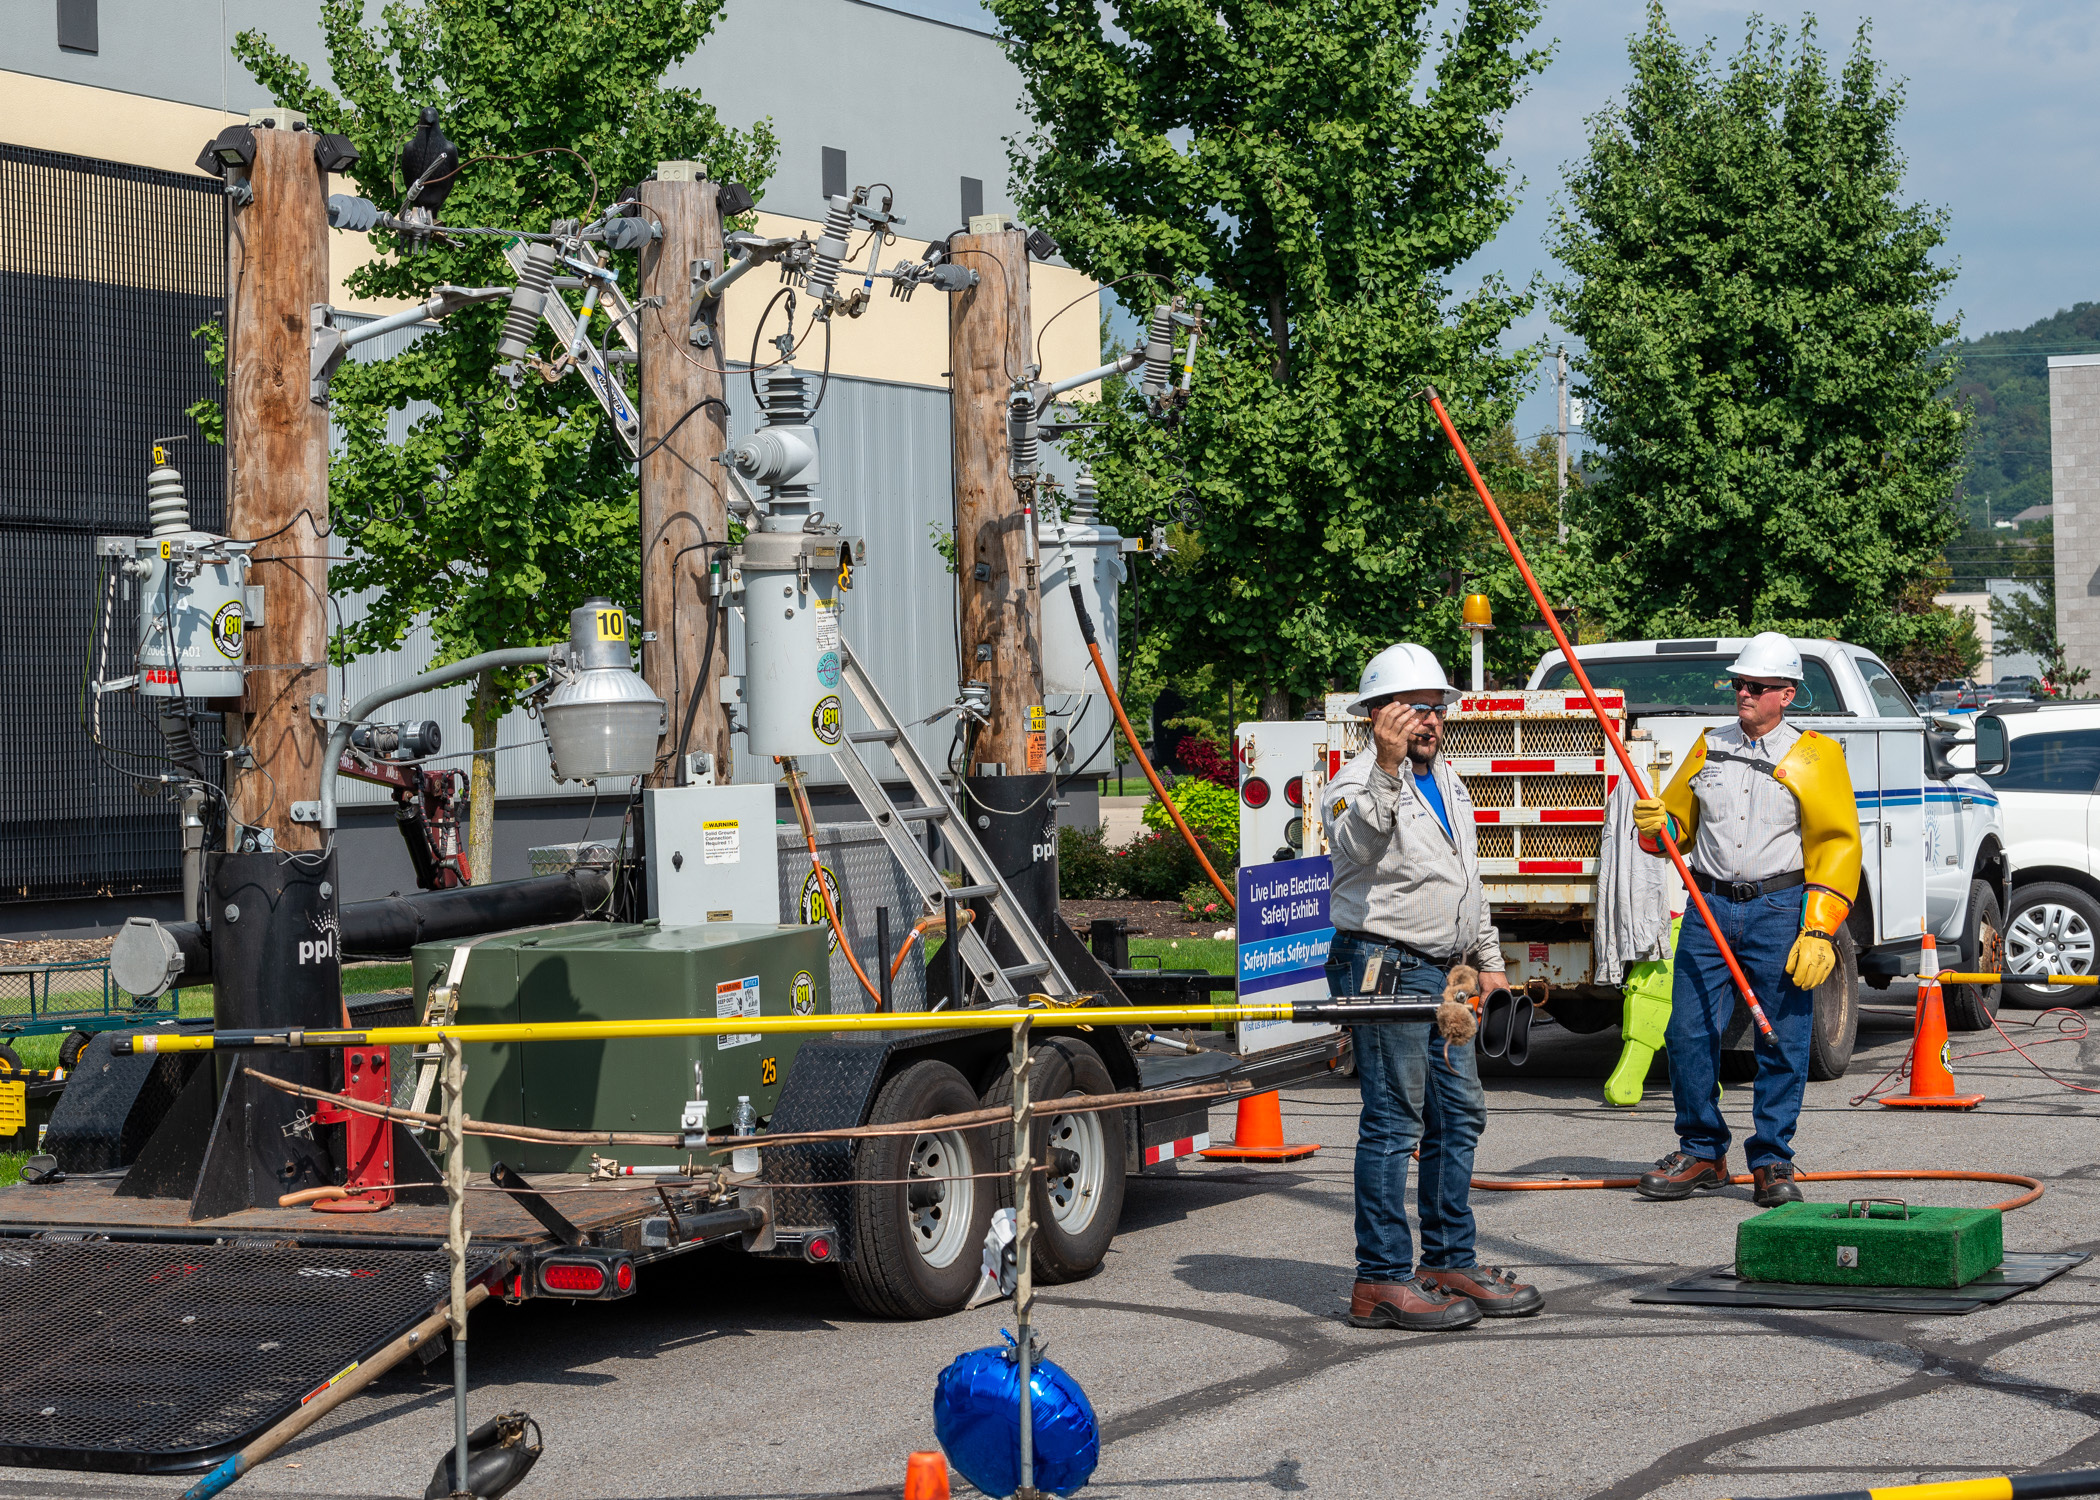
[1237,857,1334,1002]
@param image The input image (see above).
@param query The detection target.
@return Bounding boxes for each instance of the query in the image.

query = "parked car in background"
[1925,679,1977,711]
[1994,674,2040,698]
[1972,702,2100,1007]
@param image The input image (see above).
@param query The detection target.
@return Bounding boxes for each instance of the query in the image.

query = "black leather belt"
[1333,930,1461,968]
[1689,868,1805,902]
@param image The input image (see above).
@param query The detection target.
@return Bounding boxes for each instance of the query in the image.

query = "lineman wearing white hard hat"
[1630,632,1862,1208]
[1321,642,1543,1332]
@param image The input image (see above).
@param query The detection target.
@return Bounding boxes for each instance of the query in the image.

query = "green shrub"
[1180,880,1232,925]
[1058,823,1118,900]
[1141,779,1241,867]
[1112,829,1229,901]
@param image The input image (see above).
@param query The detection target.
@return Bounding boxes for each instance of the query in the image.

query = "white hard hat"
[1724,631,1803,682]
[1345,642,1461,716]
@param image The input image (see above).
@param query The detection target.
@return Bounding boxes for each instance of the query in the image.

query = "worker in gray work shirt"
[1632,632,1862,1208]
[1322,642,1544,1332]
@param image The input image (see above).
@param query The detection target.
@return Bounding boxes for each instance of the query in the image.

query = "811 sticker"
[811,694,842,746]
[791,970,816,1014]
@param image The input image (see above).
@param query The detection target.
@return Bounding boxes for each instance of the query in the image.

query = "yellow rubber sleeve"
[1637,736,1705,855]
[1775,731,1862,906]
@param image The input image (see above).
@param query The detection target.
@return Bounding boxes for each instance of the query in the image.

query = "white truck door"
[1827,728,1884,941]
[1879,729,1928,944]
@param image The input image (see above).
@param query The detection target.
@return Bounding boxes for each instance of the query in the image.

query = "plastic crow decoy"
[398,106,460,211]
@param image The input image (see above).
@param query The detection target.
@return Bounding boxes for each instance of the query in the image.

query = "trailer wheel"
[1944,880,2003,1032]
[840,1060,994,1320]
[983,1039,1126,1285]
[1806,925,1859,1081]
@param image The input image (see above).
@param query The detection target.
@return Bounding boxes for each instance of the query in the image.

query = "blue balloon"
[934,1336,1100,1498]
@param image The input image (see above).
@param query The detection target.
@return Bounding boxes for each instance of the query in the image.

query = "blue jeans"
[1328,933,1487,1283]
[1666,885,1815,1169]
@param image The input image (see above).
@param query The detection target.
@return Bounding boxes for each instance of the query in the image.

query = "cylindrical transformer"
[740,540,847,758]
[137,539,249,699]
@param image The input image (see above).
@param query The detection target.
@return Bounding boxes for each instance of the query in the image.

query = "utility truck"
[1294,637,2011,1080]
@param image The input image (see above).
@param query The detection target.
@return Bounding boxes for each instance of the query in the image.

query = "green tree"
[992,0,1550,712]
[237,0,774,878]
[1551,9,1965,656]
[1996,579,2091,697]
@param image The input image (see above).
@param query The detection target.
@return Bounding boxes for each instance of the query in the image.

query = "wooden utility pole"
[949,229,1044,776]
[226,122,331,850]
[638,164,733,787]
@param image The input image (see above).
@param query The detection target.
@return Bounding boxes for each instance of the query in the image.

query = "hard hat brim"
[1721,661,1802,683]
[1343,685,1465,718]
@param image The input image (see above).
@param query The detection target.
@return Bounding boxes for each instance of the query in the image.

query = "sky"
[868,0,2100,449]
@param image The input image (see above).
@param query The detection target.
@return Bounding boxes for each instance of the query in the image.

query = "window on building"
[1984,727,2100,794]
[822,147,847,202]
[57,0,97,54]
[961,176,984,223]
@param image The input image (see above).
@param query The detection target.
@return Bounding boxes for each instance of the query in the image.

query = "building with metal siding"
[0,0,1114,930]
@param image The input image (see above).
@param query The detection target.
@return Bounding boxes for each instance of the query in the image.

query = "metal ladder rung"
[848,729,898,744]
[1000,962,1051,978]
[945,883,997,900]
[894,805,947,823]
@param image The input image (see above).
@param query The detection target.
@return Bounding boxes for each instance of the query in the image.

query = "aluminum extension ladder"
[826,635,1077,1005]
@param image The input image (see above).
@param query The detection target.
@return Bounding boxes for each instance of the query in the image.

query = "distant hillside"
[1940,303,2100,589]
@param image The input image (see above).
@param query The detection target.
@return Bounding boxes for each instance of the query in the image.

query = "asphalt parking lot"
[4,990,2096,1500]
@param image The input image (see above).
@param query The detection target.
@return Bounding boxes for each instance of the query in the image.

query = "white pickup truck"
[1287,637,2011,1080]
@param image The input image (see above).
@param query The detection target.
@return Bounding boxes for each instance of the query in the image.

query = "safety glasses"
[1365,697,1449,716]
[1730,678,1788,697]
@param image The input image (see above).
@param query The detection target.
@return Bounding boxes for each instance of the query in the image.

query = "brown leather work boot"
[1418,1265,1545,1318]
[1348,1277,1483,1332]
[1752,1161,1804,1207]
[1636,1150,1731,1200]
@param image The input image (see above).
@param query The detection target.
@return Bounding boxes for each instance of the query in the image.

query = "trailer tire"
[840,1060,995,1320]
[1944,880,2004,1032]
[1806,925,1859,1081]
[983,1039,1126,1285]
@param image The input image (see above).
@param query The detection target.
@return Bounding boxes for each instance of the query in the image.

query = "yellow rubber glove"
[1786,931,1835,991]
[1632,797,1669,836]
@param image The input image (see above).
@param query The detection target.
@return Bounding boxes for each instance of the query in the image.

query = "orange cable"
[1470,1168,2044,1214]
[1087,638,1235,910]
[783,762,886,1009]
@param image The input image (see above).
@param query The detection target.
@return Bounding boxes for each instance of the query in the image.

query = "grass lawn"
[1128,936,1234,978]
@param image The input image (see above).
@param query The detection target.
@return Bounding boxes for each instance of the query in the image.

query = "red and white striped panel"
[1143,1132,1210,1166]
[1454,691,1626,715]
[1477,859,1601,877]
[1447,756,1608,776]
[1472,808,1607,825]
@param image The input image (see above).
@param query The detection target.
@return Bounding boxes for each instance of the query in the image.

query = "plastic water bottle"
[731,1095,761,1175]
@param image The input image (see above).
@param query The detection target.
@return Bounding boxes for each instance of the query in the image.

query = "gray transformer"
[98,462,253,699]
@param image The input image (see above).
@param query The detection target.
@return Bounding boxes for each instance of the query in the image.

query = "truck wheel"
[1944,880,2004,1032]
[2003,881,2100,1010]
[1806,926,1859,1081]
[983,1039,1127,1285]
[840,1060,994,1320]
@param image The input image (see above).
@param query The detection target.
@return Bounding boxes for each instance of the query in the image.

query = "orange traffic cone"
[904,1451,951,1500]
[1200,1090,1320,1161]
[1881,935,1984,1109]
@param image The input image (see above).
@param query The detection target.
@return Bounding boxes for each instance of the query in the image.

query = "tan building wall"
[0,70,1103,391]
[2050,355,2100,685]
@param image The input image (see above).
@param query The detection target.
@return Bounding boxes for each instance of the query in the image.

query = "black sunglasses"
[1730,678,1789,697]
[1365,696,1449,716]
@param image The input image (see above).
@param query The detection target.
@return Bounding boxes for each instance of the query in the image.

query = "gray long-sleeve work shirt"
[1321,746,1502,967]
[1686,722,1805,884]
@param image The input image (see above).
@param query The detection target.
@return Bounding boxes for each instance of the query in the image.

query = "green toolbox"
[1735,1200,2004,1288]
[411,920,831,1173]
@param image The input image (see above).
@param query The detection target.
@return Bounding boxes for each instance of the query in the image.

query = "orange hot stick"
[1421,388,1774,1041]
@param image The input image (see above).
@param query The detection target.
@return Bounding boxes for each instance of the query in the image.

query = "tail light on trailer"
[803,1233,835,1264]
[1284,777,1303,808]
[1241,777,1271,809]
[535,1252,636,1299]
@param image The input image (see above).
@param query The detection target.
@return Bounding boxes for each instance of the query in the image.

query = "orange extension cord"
[1470,1168,2044,1214]
[783,761,886,1009]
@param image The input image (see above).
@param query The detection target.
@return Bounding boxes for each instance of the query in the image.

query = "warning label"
[715,975,761,1049]
[703,818,740,866]
[814,600,841,653]
[0,1080,24,1134]
[1026,706,1046,773]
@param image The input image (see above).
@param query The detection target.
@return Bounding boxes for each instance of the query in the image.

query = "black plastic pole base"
[961,772,1059,974]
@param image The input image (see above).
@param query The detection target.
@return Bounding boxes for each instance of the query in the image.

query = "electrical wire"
[783,761,886,1008]
[944,241,1021,383]
[1034,269,1169,373]
[406,146,601,221]
[1469,1169,2044,1214]
[239,508,332,545]
[635,397,731,464]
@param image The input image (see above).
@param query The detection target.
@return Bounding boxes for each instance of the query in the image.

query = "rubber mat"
[1631,1250,2089,1315]
[0,1237,502,1473]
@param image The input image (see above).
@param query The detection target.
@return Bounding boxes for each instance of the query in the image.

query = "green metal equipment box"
[410,921,831,1174]
[1735,1201,2004,1288]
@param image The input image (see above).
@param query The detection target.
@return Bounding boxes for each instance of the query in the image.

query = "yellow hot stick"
[119,1000,1403,1054]
[1939,973,2099,986]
